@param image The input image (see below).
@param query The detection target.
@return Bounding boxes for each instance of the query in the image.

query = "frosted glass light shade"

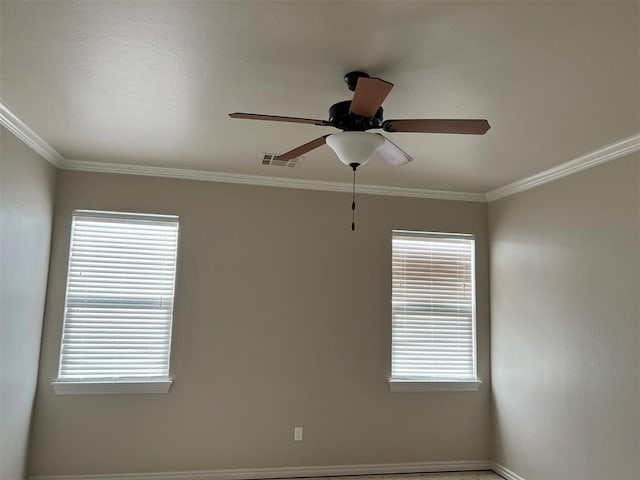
[326,132,384,167]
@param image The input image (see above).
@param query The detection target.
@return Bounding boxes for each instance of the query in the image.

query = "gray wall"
[0,126,57,479]
[28,170,491,476]
[489,154,640,480]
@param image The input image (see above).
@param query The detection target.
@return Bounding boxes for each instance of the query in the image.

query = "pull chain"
[350,163,358,231]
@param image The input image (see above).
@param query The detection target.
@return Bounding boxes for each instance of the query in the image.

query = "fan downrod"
[344,71,370,92]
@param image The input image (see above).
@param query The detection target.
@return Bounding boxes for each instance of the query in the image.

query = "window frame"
[389,230,481,392]
[52,210,179,395]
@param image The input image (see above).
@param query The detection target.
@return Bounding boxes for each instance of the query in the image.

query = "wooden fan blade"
[229,113,329,126]
[276,136,329,161]
[349,77,394,118]
[375,135,413,167]
[382,119,490,134]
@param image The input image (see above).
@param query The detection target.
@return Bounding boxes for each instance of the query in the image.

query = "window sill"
[52,380,173,395]
[389,379,481,392]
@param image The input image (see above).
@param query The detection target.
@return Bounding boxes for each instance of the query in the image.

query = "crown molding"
[28,460,494,480]
[62,159,486,202]
[2,99,637,202]
[0,100,64,168]
[491,462,527,480]
[485,133,640,202]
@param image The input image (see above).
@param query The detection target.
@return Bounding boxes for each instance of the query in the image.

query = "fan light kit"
[326,132,385,168]
[230,71,491,230]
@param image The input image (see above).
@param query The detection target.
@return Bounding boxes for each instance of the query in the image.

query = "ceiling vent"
[260,153,303,168]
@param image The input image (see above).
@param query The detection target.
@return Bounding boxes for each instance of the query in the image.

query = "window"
[53,210,179,394]
[390,231,480,392]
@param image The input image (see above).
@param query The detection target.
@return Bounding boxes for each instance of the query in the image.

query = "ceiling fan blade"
[276,135,329,161]
[349,77,394,118]
[229,113,329,126]
[382,119,490,134]
[375,135,413,167]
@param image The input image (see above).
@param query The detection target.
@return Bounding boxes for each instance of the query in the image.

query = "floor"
[301,473,503,480]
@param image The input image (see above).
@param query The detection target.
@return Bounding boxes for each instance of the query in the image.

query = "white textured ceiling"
[1,0,639,193]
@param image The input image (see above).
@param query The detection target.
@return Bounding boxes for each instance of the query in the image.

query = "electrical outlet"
[294,426,303,441]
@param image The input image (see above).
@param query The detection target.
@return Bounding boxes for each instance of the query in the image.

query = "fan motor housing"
[329,100,383,131]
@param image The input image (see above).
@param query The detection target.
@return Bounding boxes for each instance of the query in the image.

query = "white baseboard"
[29,460,493,480]
[491,462,526,480]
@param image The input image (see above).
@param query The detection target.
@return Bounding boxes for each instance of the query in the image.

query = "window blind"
[391,231,476,381]
[57,211,179,382]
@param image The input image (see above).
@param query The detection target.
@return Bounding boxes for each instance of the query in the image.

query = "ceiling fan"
[229,71,490,230]
[229,71,490,169]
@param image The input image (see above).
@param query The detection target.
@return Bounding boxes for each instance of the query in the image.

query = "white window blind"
[57,210,179,383]
[391,231,476,381]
